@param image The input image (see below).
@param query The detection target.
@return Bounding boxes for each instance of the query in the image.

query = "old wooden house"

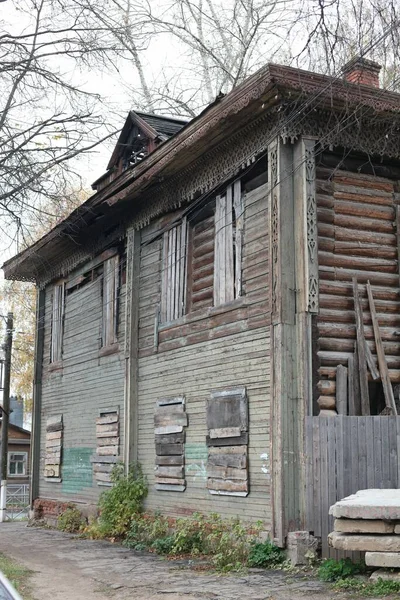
[3,57,400,552]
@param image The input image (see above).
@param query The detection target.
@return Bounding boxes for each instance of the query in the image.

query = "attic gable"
[93,111,188,191]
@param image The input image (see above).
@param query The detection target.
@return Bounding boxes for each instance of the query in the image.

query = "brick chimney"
[342,57,381,88]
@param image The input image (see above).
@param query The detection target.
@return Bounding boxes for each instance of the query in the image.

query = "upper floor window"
[102,255,119,347]
[160,179,243,323]
[8,452,28,477]
[50,282,65,363]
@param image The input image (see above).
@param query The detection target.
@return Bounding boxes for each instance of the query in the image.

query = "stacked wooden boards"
[316,168,400,414]
[91,411,120,486]
[329,490,400,576]
[44,415,63,480]
[154,397,187,491]
[206,388,249,496]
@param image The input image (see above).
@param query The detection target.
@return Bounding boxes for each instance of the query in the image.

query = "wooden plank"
[155,477,186,485]
[155,432,185,444]
[96,414,118,426]
[353,343,362,415]
[97,436,119,447]
[155,455,184,466]
[90,455,119,464]
[305,418,314,532]
[96,445,119,456]
[366,281,397,414]
[366,416,375,489]
[157,397,185,407]
[46,423,63,433]
[352,277,370,415]
[207,465,247,480]
[365,343,380,381]
[347,355,355,415]
[96,424,119,436]
[380,416,390,487]
[320,418,329,558]
[389,417,398,488]
[373,417,382,488]
[45,439,62,449]
[207,478,247,493]
[155,484,186,492]
[206,433,248,447]
[45,457,61,466]
[154,411,187,427]
[155,443,183,456]
[154,425,184,435]
[44,465,60,477]
[92,463,114,473]
[327,419,337,559]
[225,185,234,302]
[234,179,243,298]
[46,431,62,440]
[155,403,185,415]
[46,415,63,429]
[209,427,241,439]
[207,450,247,469]
[336,365,348,415]
[155,466,184,478]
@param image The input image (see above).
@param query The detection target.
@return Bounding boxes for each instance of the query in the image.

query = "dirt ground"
[0,522,357,600]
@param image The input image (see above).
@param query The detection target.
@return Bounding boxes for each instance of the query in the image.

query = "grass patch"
[318,558,366,582]
[0,553,35,599]
[334,576,400,596]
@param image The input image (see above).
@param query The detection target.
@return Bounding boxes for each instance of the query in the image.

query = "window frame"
[7,452,28,477]
[160,218,188,323]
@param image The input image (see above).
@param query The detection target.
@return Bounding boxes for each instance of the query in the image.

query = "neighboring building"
[3,57,400,554]
[0,422,31,484]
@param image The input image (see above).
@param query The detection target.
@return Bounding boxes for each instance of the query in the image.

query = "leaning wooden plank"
[366,281,397,415]
[209,427,241,439]
[336,365,348,416]
[348,355,356,416]
[207,465,247,480]
[353,343,362,415]
[155,443,183,456]
[96,414,118,426]
[365,343,380,381]
[155,477,186,485]
[352,277,370,415]
[155,455,184,466]
[207,478,248,492]
[155,466,184,478]
[206,433,248,447]
[156,484,186,492]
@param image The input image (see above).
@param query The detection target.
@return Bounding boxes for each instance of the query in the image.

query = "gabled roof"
[4,62,400,283]
[103,110,188,174]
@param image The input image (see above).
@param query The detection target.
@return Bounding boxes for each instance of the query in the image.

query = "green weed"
[318,557,366,582]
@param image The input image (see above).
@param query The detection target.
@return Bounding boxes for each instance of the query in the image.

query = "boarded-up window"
[93,410,119,486]
[206,387,249,496]
[44,414,63,481]
[50,283,65,363]
[214,180,243,306]
[102,255,119,347]
[154,397,187,492]
[160,219,188,322]
[186,208,215,313]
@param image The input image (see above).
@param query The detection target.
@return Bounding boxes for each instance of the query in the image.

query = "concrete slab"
[329,532,400,552]
[330,489,400,520]
[370,568,400,582]
[334,519,394,534]
[366,552,400,568]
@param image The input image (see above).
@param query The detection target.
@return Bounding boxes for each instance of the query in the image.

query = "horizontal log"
[319,251,397,273]
[318,396,337,410]
[319,293,400,313]
[333,189,393,207]
[319,308,400,327]
[333,199,394,220]
[319,266,399,287]
[334,213,394,233]
[317,380,336,395]
[329,172,394,193]
[318,323,400,342]
[334,227,396,247]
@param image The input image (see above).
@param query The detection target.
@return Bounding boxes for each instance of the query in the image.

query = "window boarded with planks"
[206,388,249,496]
[44,415,63,481]
[102,255,119,347]
[187,211,215,312]
[92,411,120,486]
[154,397,187,491]
[316,167,400,415]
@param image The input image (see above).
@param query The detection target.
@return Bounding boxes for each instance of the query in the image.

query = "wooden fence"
[305,416,400,558]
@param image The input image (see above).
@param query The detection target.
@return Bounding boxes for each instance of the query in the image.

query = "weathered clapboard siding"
[39,274,126,504]
[137,182,271,523]
[316,168,400,410]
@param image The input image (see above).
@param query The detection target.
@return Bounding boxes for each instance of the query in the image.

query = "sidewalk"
[0,522,343,600]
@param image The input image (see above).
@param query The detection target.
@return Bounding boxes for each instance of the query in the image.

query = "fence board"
[305,416,400,558]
